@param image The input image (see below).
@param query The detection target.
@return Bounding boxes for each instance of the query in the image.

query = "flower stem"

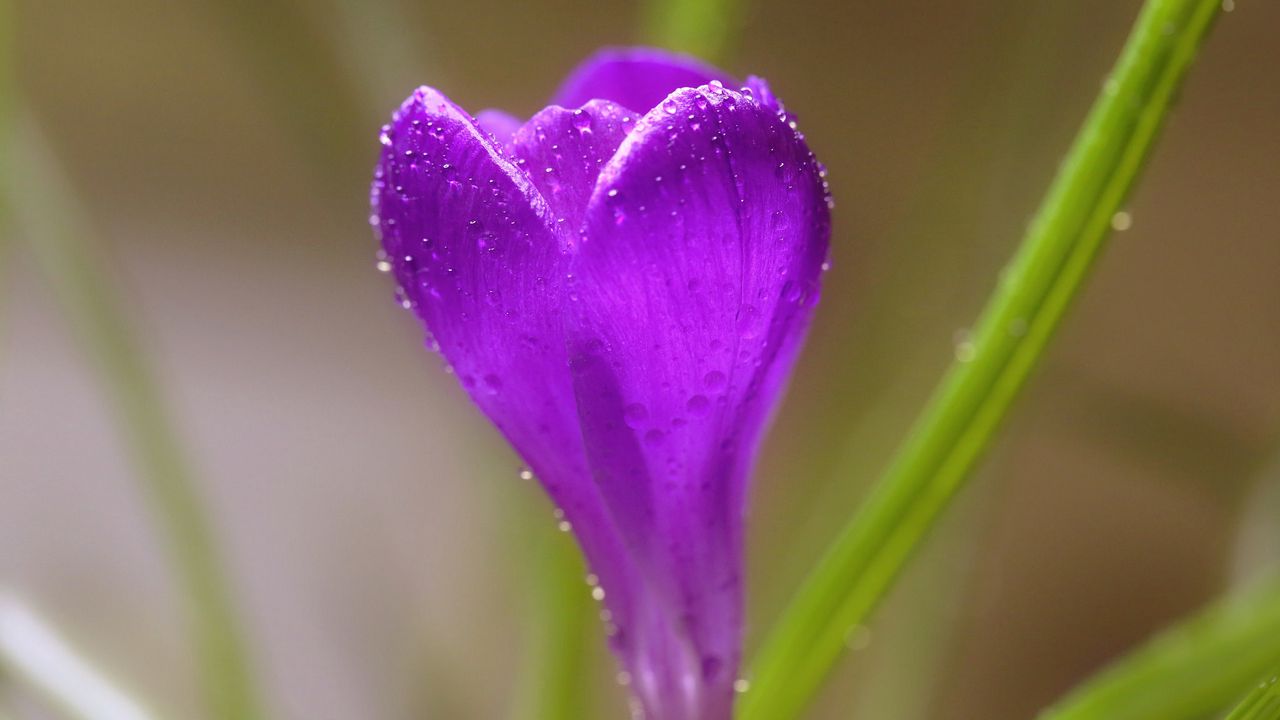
[512,520,592,720]
[0,597,158,720]
[5,117,265,720]
[643,0,739,63]
[1038,581,1280,720]
[740,1,1223,718]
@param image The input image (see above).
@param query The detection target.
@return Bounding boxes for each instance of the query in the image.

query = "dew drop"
[517,467,534,481]
[1110,210,1133,231]
[481,374,503,394]
[954,330,977,363]
[623,403,649,428]
[553,508,572,532]
[737,304,761,338]
[605,188,627,225]
[663,99,679,114]
[845,625,873,650]
[686,394,711,415]
[703,370,727,390]
[734,679,750,694]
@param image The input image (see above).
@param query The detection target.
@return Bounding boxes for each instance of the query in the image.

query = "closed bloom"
[371,47,831,720]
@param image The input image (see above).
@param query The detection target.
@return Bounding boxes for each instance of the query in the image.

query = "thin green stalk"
[1,0,12,351]
[1036,582,1280,720]
[1225,675,1280,720]
[643,0,739,62]
[0,597,157,720]
[5,116,264,720]
[512,520,592,720]
[740,2,1222,718]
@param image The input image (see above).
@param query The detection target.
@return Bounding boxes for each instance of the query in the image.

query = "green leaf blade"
[1039,582,1280,720]
[740,1,1223,718]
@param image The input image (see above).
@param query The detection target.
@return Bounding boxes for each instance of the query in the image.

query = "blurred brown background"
[2,0,1278,718]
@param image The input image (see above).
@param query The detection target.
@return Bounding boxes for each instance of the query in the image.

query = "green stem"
[0,0,12,344]
[1225,674,1280,720]
[5,117,265,720]
[740,1,1222,718]
[1037,582,1280,720]
[643,0,739,63]
[512,520,592,720]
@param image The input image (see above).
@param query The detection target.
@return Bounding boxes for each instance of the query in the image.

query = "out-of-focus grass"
[511,517,592,720]
[0,597,158,720]
[1,0,11,351]
[1234,442,1280,583]
[642,0,740,61]
[6,117,263,720]
[202,0,371,188]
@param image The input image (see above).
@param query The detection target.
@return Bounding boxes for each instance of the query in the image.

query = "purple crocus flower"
[371,47,831,720]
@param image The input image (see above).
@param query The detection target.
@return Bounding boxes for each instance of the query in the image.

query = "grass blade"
[1037,582,1280,720]
[1224,675,1280,720]
[5,116,265,720]
[740,1,1223,717]
[512,521,593,720]
[643,0,739,62]
[0,597,157,720]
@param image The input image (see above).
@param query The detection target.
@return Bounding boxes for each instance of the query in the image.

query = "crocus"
[370,47,831,720]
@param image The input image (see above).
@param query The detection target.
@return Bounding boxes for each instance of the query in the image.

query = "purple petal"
[510,99,638,232]
[565,81,831,718]
[371,87,651,684]
[474,108,523,147]
[552,46,736,114]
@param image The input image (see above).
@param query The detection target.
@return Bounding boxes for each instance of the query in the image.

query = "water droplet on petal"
[623,403,649,428]
[703,370,727,390]
[686,394,711,415]
[482,374,503,394]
